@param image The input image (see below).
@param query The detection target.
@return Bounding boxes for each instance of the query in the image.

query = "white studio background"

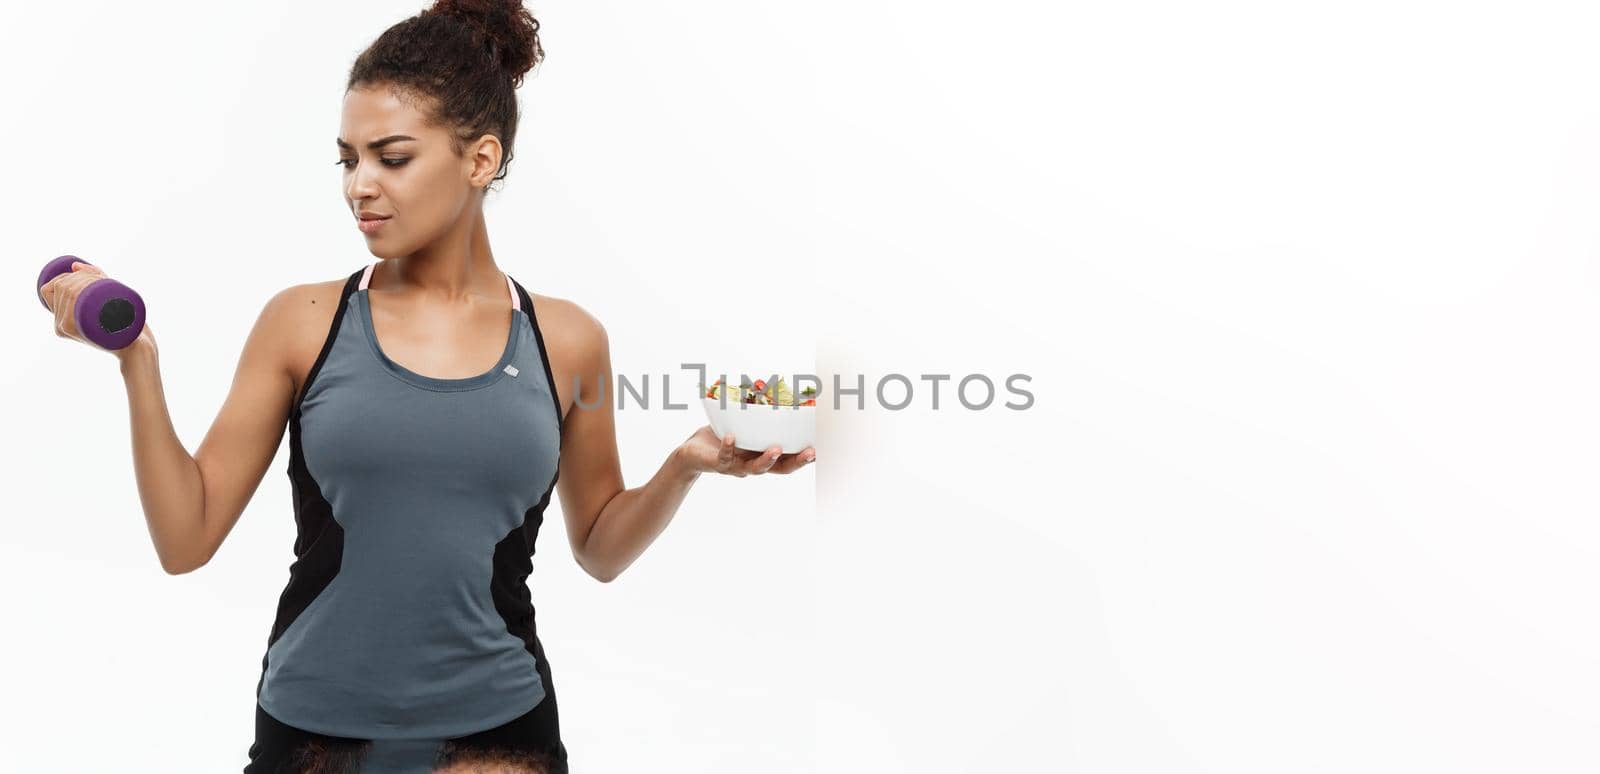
[3,1,1599,773]
[0,2,816,772]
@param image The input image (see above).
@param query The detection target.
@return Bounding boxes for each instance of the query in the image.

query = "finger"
[716,433,736,472]
[52,278,69,335]
[41,267,87,297]
[45,272,86,321]
[44,269,98,317]
[54,286,76,339]
[39,276,61,311]
[767,448,815,475]
[739,454,777,476]
[56,275,84,326]
[725,449,761,476]
[54,275,89,340]
[745,446,782,475]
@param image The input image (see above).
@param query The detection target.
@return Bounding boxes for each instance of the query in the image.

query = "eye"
[336,158,409,169]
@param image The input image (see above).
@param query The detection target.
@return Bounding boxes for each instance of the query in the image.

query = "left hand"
[678,425,815,477]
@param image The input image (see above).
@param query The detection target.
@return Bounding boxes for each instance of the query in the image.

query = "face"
[336,84,502,258]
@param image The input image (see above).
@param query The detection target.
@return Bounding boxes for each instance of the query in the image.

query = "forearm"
[580,445,702,582]
[118,336,207,574]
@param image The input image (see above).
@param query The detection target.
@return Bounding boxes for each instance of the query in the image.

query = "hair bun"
[427,0,544,85]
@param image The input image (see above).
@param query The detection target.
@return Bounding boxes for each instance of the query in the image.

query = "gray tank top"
[254,261,565,740]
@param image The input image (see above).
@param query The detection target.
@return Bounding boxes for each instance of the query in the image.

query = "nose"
[345,161,381,202]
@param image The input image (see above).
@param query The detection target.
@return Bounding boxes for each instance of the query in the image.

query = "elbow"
[159,503,212,575]
[161,549,210,576]
[579,551,619,584]
[587,562,619,584]
[162,559,195,576]
[163,558,201,576]
[577,539,617,583]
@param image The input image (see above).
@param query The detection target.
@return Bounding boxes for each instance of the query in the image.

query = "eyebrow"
[335,134,417,150]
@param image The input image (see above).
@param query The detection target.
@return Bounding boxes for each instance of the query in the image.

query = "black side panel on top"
[255,268,364,700]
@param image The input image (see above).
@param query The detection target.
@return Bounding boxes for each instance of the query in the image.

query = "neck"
[377,206,500,302]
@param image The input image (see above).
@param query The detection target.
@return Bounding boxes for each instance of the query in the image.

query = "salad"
[705,376,817,406]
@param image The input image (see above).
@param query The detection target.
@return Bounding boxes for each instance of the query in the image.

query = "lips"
[358,216,391,235]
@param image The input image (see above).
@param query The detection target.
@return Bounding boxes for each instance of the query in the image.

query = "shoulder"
[261,276,355,399]
[267,277,349,317]
[526,292,611,395]
[264,277,349,345]
[528,292,608,357]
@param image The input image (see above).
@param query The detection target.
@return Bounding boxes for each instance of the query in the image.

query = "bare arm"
[549,303,811,583]
[547,304,700,583]
[548,306,630,582]
[122,287,303,574]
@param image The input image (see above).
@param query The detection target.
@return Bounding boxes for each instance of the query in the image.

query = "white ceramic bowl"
[701,394,816,454]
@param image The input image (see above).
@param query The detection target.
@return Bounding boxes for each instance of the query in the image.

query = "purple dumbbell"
[36,254,146,351]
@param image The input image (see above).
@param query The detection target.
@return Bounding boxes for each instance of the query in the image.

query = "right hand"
[40,262,156,361]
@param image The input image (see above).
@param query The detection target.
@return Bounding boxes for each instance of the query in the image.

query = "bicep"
[193,288,300,563]
[553,311,624,562]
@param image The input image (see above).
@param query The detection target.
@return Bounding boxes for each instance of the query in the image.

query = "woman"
[39,1,815,772]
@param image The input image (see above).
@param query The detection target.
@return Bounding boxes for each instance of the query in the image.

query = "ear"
[467,133,503,189]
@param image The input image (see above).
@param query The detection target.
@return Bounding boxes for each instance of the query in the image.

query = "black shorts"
[243,692,568,774]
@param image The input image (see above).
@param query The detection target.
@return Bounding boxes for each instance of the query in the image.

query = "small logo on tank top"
[504,365,520,377]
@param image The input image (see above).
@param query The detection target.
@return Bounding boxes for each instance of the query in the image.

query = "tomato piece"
[753,379,766,391]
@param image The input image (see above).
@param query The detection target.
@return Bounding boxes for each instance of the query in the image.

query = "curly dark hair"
[285,739,371,773]
[347,0,545,194]
[285,739,556,773]
[435,741,558,772]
